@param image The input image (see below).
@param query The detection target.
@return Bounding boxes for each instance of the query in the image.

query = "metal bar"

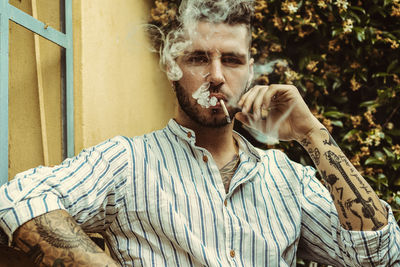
[32,0,50,166]
[7,3,67,48]
[0,0,9,185]
[65,0,74,158]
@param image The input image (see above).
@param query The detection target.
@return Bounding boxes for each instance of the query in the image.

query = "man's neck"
[175,117,238,169]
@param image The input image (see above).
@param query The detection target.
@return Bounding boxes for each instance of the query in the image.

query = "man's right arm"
[13,209,118,267]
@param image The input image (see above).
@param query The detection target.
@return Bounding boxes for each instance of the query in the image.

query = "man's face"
[174,21,254,127]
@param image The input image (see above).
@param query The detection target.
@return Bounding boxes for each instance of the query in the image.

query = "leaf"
[387,59,398,73]
[393,163,400,171]
[342,129,360,141]
[395,195,400,205]
[387,129,400,136]
[365,157,385,165]
[349,6,366,14]
[323,111,347,119]
[331,120,343,127]
[359,100,379,108]
[372,72,391,78]
[383,147,395,159]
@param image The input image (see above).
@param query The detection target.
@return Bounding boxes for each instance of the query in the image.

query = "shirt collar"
[166,119,262,162]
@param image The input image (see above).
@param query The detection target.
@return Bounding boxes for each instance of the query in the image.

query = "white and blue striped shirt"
[1,119,399,266]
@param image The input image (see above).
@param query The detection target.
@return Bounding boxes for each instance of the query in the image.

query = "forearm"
[300,126,388,231]
[12,210,118,267]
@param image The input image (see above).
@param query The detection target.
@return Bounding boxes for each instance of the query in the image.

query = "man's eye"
[187,56,209,64]
[222,57,243,65]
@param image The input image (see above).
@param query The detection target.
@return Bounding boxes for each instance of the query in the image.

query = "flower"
[364,110,376,127]
[272,15,284,30]
[350,76,361,91]
[391,0,400,17]
[317,0,328,9]
[284,69,301,84]
[350,115,362,128]
[269,43,282,52]
[392,144,400,156]
[342,18,354,34]
[306,60,319,72]
[334,0,349,12]
[255,0,268,12]
[282,1,299,14]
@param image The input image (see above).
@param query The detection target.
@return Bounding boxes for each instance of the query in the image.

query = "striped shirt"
[1,119,399,266]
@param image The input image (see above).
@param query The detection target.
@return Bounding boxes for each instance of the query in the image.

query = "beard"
[173,81,238,128]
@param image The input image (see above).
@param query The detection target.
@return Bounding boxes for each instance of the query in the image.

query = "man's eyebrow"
[183,50,208,56]
[221,52,247,59]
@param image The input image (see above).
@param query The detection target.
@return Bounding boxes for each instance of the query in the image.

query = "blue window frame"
[0,0,74,185]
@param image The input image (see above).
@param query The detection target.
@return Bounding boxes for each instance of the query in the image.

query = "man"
[1,1,399,266]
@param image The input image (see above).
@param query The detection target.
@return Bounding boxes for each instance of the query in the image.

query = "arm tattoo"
[13,210,108,266]
[324,150,384,230]
[320,128,339,147]
[33,212,100,253]
[307,148,321,165]
[300,138,311,147]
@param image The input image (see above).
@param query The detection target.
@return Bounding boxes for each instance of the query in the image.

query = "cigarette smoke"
[149,0,297,145]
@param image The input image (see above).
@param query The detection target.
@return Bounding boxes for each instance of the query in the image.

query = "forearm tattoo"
[13,210,108,267]
[304,128,387,230]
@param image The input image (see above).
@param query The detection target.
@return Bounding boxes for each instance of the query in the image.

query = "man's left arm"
[299,126,387,231]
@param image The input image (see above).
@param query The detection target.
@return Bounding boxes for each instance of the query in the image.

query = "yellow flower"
[255,12,265,21]
[334,0,349,12]
[269,43,282,52]
[281,0,299,14]
[317,0,328,9]
[306,60,319,72]
[273,15,284,30]
[391,0,400,17]
[255,0,268,12]
[350,76,361,91]
[342,18,354,34]
[392,144,400,156]
[350,115,362,128]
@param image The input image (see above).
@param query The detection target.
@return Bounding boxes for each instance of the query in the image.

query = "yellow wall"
[73,0,175,151]
[8,0,175,178]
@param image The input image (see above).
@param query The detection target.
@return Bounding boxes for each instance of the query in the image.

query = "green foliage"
[150,0,400,224]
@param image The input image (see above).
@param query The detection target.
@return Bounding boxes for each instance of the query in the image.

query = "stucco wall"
[73,0,175,151]
[8,0,175,179]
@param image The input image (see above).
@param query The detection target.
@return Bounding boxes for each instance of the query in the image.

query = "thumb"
[235,112,250,126]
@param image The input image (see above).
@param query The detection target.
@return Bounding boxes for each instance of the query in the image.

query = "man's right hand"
[12,209,118,267]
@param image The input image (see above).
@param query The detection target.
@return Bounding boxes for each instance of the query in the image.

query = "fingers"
[237,84,299,121]
[238,85,265,116]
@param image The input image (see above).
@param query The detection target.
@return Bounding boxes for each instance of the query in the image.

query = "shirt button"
[224,199,227,207]
[203,155,208,163]
[187,132,192,138]
[230,250,235,258]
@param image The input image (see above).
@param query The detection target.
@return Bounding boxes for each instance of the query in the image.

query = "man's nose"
[208,59,225,85]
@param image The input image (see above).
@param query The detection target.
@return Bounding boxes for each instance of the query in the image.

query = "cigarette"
[220,99,231,123]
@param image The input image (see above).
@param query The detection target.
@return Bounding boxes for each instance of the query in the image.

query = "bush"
[149,0,400,224]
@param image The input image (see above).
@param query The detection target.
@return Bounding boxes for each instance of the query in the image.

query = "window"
[0,0,73,185]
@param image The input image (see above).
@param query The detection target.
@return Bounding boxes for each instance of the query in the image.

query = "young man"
[1,1,399,266]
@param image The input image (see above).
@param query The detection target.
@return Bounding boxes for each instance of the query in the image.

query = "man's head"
[160,0,255,128]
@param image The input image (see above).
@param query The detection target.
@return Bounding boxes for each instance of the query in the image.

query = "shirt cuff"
[339,200,393,264]
[0,194,65,246]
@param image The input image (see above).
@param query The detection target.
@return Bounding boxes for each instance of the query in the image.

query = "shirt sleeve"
[0,136,131,245]
[297,164,400,266]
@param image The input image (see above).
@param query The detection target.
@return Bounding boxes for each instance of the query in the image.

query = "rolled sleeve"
[299,165,400,266]
[0,136,131,245]
[0,194,65,244]
[339,201,400,266]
